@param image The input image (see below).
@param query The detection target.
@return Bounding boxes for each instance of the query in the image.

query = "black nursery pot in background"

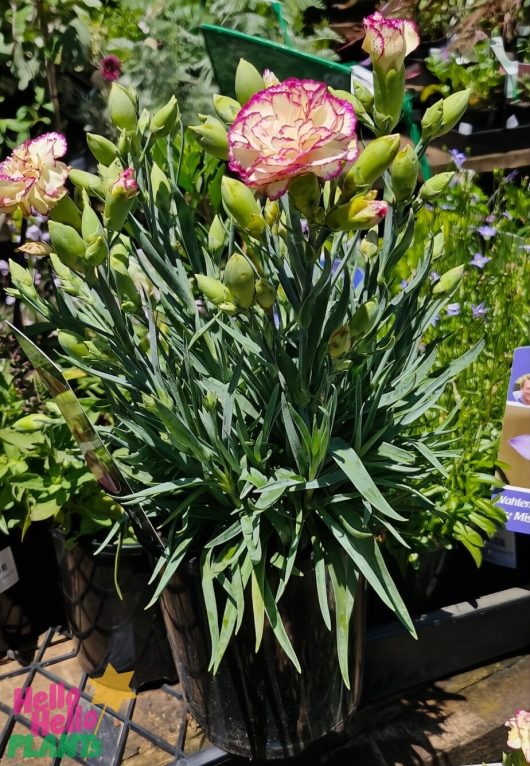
[0,524,65,656]
[160,561,366,760]
[52,531,177,690]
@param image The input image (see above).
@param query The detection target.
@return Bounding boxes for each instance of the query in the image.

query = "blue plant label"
[493,346,530,535]
[0,547,19,593]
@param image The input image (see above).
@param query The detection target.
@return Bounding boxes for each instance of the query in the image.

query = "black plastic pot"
[0,524,65,656]
[52,530,177,690]
[160,561,365,760]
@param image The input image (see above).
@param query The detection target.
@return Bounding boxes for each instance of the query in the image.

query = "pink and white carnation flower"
[228,78,358,200]
[506,710,530,762]
[0,132,69,217]
[362,12,419,72]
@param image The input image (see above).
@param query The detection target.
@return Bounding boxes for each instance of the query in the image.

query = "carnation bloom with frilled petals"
[362,12,419,72]
[505,710,530,761]
[100,54,122,82]
[228,78,358,200]
[0,133,69,217]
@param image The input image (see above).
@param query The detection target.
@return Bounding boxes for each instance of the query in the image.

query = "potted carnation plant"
[4,12,480,760]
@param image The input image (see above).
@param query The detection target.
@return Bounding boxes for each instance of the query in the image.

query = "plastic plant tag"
[490,36,519,100]
[0,547,19,593]
[493,346,530,537]
[483,528,517,569]
[9,324,165,555]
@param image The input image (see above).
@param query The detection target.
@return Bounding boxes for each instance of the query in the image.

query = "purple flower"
[505,170,518,182]
[471,302,489,319]
[469,252,490,269]
[477,225,496,240]
[430,312,440,327]
[446,303,461,316]
[485,214,496,224]
[26,224,42,241]
[503,211,512,220]
[400,278,408,289]
[0,259,9,275]
[5,295,15,306]
[430,271,440,283]
[450,149,466,169]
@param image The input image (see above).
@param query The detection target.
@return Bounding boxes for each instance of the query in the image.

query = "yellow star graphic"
[89,664,137,732]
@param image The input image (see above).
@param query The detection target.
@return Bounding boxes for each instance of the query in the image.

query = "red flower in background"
[100,55,122,82]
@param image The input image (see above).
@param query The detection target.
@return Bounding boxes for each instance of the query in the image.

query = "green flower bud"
[108,83,138,132]
[255,278,276,309]
[195,274,232,307]
[223,253,255,309]
[221,176,266,239]
[49,221,86,269]
[85,235,108,267]
[421,90,470,142]
[432,264,464,297]
[189,117,228,161]
[218,301,239,316]
[235,58,265,105]
[48,195,82,231]
[150,95,180,136]
[326,195,388,232]
[12,413,55,432]
[432,232,444,260]
[150,163,172,208]
[110,247,141,311]
[86,133,119,165]
[328,325,351,358]
[421,99,444,143]
[264,199,280,227]
[208,215,227,253]
[213,94,240,125]
[343,134,401,194]
[81,192,103,243]
[353,81,374,112]
[58,330,91,359]
[117,130,130,155]
[419,172,454,202]
[359,227,379,259]
[288,173,321,216]
[349,300,378,337]
[69,169,104,198]
[391,145,420,202]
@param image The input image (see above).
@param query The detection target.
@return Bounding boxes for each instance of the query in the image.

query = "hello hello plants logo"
[6,664,136,759]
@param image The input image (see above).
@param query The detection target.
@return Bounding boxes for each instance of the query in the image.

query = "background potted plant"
[4,11,504,759]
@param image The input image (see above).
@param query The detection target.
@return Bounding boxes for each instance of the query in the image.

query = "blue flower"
[429,271,440,283]
[469,252,490,269]
[477,225,496,240]
[449,149,466,169]
[446,303,461,316]
[400,279,408,289]
[430,312,440,327]
[471,302,489,319]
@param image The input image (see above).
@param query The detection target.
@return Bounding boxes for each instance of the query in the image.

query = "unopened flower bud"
[432,264,464,297]
[421,90,470,142]
[150,163,172,208]
[288,173,321,216]
[108,83,138,132]
[48,195,82,231]
[104,169,138,231]
[57,330,91,359]
[150,95,180,136]
[81,192,103,244]
[86,133,119,165]
[343,134,400,194]
[221,176,266,238]
[49,221,86,269]
[8,260,33,287]
[195,274,232,307]
[189,117,228,161]
[255,278,276,309]
[13,413,55,432]
[326,195,388,232]
[328,324,351,358]
[235,59,265,105]
[117,130,130,155]
[349,300,378,337]
[213,94,240,125]
[352,81,374,112]
[69,169,104,198]
[359,227,379,259]
[264,199,280,227]
[110,246,141,311]
[223,253,255,309]
[111,168,138,199]
[391,145,420,202]
[84,235,108,267]
[419,172,454,201]
[208,215,227,253]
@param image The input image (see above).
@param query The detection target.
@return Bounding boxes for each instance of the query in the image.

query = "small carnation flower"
[100,55,122,82]
[469,252,490,269]
[362,12,419,73]
[446,303,461,316]
[228,78,359,199]
[112,168,139,198]
[471,302,488,319]
[0,132,69,217]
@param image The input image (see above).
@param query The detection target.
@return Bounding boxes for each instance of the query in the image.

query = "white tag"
[0,546,19,593]
[506,114,519,129]
[458,122,473,135]
[483,529,517,569]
